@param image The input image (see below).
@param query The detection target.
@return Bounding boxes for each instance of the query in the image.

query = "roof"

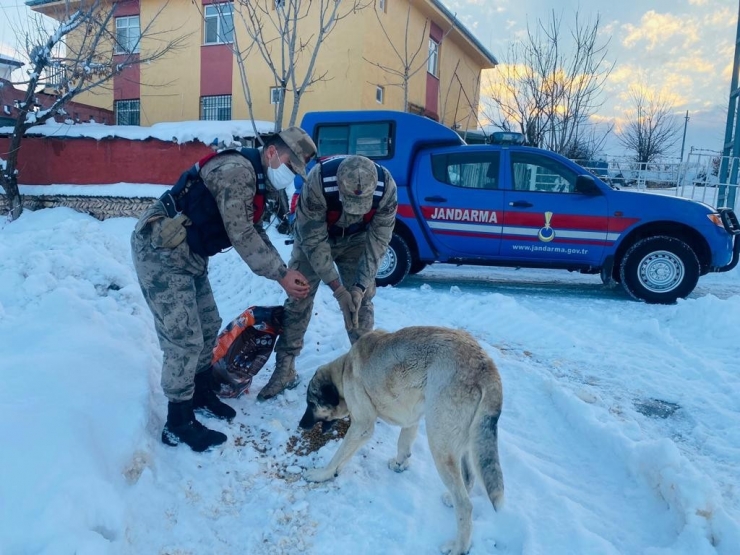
[429,0,498,66]
[0,56,24,68]
[27,0,498,67]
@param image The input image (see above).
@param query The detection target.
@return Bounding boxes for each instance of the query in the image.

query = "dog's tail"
[471,370,504,511]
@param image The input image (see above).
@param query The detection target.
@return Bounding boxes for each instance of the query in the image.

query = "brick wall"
[0,135,213,185]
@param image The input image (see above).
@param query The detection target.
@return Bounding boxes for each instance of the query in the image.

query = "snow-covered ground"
[1,208,739,555]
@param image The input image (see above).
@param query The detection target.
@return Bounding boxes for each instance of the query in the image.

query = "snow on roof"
[0,119,276,145]
[0,55,24,68]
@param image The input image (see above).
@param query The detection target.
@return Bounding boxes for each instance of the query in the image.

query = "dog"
[299,326,504,555]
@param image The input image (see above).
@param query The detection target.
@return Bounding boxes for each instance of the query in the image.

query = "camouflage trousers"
[130,203,222,402]
[275,233,376,357]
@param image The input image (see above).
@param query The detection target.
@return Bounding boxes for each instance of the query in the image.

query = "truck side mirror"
[575,174,602,195]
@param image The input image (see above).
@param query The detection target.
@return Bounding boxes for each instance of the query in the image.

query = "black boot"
[162,399,227,452]
[193,369,237,421]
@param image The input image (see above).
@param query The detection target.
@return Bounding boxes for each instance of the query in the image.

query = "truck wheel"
[619,236,700,304]
[376,234,412,287]
[409,261,427,275]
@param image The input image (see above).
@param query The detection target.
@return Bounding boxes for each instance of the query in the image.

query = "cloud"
[621,11,700,51]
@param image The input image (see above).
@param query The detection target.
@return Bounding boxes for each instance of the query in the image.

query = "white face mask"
[267,162,296,190]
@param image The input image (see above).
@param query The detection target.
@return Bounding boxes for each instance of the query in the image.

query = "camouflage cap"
[278,127,317,178]
[337,155,378,215]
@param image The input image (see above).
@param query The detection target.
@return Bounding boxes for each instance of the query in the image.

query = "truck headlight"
[707,213,724,228]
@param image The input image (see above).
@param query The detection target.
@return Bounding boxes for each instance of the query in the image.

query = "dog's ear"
[320,381,340,407]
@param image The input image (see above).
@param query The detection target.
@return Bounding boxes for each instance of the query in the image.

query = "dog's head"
[299,360,349,432]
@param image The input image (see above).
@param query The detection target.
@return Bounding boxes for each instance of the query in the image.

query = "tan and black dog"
[299,326,504,555]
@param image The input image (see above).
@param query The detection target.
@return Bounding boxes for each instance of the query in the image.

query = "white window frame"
[378,0,386,13]
[375,85,384,104]
[204,3,234,45]
[115,16,140,55]
[270,86,283,105]
[427,38,439,77]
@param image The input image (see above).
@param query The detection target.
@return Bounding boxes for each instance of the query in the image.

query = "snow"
[0,206,739,554]
[0,119,276,146]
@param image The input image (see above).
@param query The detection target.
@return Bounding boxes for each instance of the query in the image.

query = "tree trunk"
[1,120,29,221]
[403,71,409,112]
[289,89,301,128]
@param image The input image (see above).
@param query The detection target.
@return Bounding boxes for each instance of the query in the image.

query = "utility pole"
[679,110,689,162]
[719,0,740,208]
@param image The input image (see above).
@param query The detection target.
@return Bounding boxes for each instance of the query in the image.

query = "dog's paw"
[441,492,454,508]
[388,457,410,473]
[303,467,336,483]
[440,540,470,555]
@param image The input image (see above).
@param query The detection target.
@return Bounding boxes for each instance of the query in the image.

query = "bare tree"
[618,87,681,164]
[0,0,185,221]
[444,68,486,134]
[364,0,452,113]
[232,0,367,132]
[482,10,613,156]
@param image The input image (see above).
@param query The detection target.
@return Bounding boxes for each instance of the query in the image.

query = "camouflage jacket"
[200,151,287,281]
[294,163,398,288]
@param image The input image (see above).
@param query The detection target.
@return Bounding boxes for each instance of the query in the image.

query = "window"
[431,152,500,190]
[270,87,282,105]
[204,3,234,45]
[115,16,140,54]
[375,85,384,104]
[115,99,140,125]
[200,95,232,121]
[274,0,285,8]
[510,152,578,193]
[427,38,439,76]
[378,0,386,12]
[316,122,392,158]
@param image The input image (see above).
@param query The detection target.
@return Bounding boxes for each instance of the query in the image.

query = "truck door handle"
[425,196,447,203]
[509,201,533,208]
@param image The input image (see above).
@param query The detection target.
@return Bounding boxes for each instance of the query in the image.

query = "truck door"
[411,149,503,258]
[501,151,608,264]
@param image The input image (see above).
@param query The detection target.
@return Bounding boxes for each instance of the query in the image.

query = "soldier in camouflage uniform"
[258,155,398,400]
[131,128,316,452]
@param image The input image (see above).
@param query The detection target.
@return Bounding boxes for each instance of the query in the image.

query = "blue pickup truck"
[295,110,740,304]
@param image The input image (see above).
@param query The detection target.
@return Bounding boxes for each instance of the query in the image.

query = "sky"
[447,0,739,156]
[0,200,739,554]
[0,0,738,157]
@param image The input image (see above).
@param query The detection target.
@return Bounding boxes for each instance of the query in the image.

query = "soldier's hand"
[348,285,364,328]
[280,269,310,299]
[333,285,355,331]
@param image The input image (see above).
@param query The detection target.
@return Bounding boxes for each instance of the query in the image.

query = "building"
[28,0,497,131]
[0,56,25,126]
[0,54,113,127]
[0,55,24,82]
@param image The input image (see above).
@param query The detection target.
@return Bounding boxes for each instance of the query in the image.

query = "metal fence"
[573,154,740,212]
[675,151,740,212]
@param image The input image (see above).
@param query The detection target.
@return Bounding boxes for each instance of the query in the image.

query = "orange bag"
[211,306,283,398]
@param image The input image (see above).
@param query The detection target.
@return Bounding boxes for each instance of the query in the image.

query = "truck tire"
[376,234,412,287]
[409,261,427,275]
[619,236,700,304]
